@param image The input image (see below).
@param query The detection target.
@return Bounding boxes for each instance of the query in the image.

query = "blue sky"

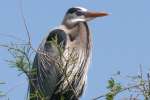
[0,0,150,100]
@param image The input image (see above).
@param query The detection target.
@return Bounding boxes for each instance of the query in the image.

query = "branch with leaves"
[93,66,150,100]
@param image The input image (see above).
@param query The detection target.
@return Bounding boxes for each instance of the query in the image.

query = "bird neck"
[61,22,88,33]
[60,22,90,44]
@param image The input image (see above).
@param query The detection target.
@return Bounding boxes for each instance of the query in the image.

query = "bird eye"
[76,11,83,16]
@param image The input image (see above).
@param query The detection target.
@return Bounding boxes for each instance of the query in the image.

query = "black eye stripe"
[67,8,81,14]
[76,11,83,16]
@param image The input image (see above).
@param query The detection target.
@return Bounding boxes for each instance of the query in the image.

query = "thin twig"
[19,0,38,54]
[92,84,140,100]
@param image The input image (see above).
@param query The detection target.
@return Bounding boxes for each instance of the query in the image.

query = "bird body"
[30,7,108,100]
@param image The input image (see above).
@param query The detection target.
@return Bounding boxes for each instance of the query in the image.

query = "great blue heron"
[30,7,108,100]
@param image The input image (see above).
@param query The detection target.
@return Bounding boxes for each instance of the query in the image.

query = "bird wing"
[31,29,67,99]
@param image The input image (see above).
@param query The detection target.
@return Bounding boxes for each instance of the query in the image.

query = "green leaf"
[61,95,65,100]
[107,78,115,89]
[106,93,114,100]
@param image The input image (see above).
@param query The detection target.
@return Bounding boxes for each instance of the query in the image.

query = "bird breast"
[58,23,89,95]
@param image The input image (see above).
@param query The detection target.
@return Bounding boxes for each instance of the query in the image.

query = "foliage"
[0,81,6,97]
[106,78,122,100]
[5,43,33,77]
[93,66,150,100]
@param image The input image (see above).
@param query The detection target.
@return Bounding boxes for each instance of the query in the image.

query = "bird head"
[62,7,108,27]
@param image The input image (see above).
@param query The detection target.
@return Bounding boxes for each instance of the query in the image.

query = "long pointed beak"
[85,11,109,18]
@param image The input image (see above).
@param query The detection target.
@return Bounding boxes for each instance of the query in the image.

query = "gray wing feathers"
[30,29,67,99]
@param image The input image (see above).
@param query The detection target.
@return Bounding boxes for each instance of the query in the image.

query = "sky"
[0,0,150,100]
